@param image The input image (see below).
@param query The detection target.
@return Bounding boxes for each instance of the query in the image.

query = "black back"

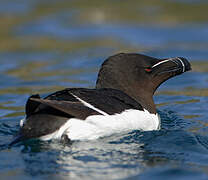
[19,88,143,139]
[38,88,143,116]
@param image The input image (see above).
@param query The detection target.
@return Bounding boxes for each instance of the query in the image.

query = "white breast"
[40,109,160,141]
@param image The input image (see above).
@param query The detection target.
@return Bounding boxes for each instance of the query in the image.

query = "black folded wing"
[14,88,143,142]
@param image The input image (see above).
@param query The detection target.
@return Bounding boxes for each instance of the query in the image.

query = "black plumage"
[10,53,191,145]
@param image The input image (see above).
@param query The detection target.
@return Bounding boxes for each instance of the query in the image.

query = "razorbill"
[10,53,191,145]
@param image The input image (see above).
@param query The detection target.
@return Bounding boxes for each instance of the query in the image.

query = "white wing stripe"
[70,93,109,116]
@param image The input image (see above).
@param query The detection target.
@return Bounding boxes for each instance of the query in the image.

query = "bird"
[10,53,191,145]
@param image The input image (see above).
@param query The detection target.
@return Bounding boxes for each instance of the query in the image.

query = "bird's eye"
[145,67,152,73]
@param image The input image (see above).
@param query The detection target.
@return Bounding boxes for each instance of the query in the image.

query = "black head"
[96,53,191,113]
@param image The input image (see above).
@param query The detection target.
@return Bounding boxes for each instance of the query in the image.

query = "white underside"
[39,109,160,141]
[21,93,160,141]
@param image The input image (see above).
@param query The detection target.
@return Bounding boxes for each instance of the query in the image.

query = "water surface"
[1,1,208,179]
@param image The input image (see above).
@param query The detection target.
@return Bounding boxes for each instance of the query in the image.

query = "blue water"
[1,1,208,179]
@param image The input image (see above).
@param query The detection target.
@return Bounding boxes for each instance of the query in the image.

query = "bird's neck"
[120,87,156,114]
[96,81,156,114]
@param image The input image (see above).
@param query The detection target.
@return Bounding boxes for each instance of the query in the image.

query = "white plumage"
[39,95,160,141]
